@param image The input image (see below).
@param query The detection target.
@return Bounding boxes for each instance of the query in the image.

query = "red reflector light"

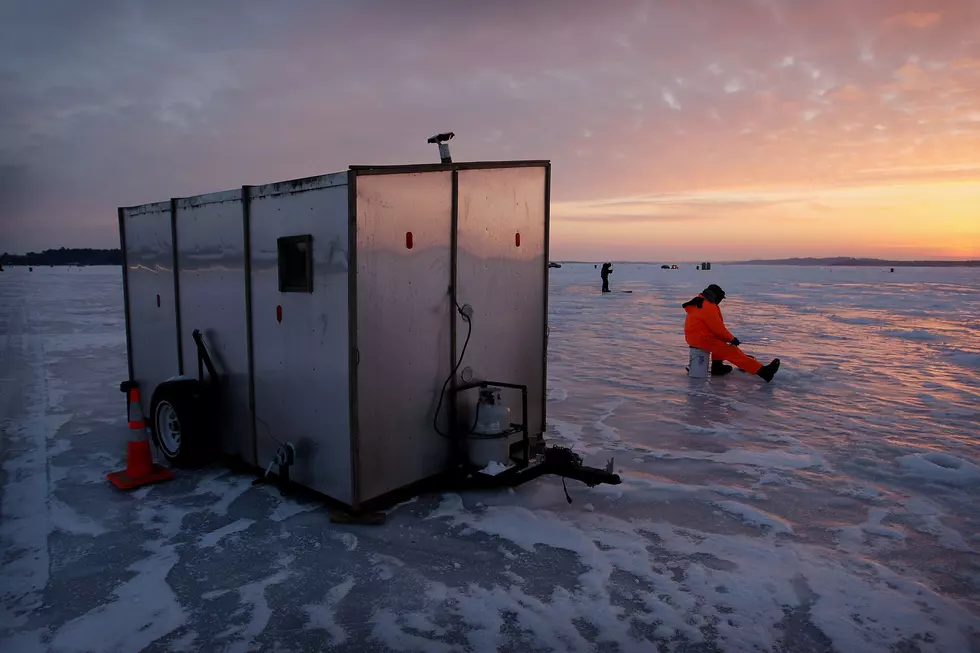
[515,232,521,247]
[406,232,414,249]
[156,294,161,307]
[276,305,282,323]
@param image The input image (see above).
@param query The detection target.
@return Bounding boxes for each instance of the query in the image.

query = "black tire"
[149,378,215,467]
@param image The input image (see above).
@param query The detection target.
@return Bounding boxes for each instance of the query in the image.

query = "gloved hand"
[730,337,741,347]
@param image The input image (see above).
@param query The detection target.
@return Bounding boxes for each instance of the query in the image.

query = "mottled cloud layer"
[1,0,978,259]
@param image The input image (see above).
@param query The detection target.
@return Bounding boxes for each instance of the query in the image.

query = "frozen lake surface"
[1,264,979,652]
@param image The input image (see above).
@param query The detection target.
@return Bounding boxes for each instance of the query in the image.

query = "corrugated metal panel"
[174,190,254,463]
[354,171,454,503]
[122,204,180,416]
[454,166,548,443]
[249,181,352,503]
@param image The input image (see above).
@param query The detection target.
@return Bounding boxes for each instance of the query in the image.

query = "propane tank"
[473,387,510,436]
[467,387,512,468]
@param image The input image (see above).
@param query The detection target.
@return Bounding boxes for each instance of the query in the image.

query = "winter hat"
[702,284,726,303]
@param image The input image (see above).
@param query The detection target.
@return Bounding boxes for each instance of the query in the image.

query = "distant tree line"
[0,248,122,267]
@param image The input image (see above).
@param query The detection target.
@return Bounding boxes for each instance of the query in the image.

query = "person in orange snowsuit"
[683,284,781,382]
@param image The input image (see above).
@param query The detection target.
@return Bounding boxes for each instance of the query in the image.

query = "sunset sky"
[1,0,978,260]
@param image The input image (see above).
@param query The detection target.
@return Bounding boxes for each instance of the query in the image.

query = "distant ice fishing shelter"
[118,153,620,512]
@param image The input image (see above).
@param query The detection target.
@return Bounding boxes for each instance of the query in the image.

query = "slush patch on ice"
[48,438,72,456]
[594,398,623,442]
[604,472,703,496]
[425,493,466,521]
[648,446,829,472]
[49,464,70,485]
[897,452,980,487]
[829,315,884,326]
[168,630,199,652]
[862,508,905,540]
[683,423,724,435]
[221,558,293,653]
[947,350,980,370]
[371,608,453,653]
[202,589,232,600]
[902,497,976,552]
[714,501,793,534]
[50,499,106,537]
[303,576,355,645]
[547,387,568,403]
[710,484,766,500]
[268,500,319,522]
[137,502,196,540]
[50,543,187,653]
[835,484,883,500]
[401,612,447,636]
[549,419,596,454]
[197,518,254,549]
[0,629,48,653]
[383,496,419,516]
[839,507,906,551]
[333,532,358,551]
[192,473,255,516]
[427,497,589,555]
[717,448,829,471]
[369,553,406,582]
[882,329,942,342]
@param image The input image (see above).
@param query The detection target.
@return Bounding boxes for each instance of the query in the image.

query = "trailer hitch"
[452,445,621,506]
[541,446,621,488]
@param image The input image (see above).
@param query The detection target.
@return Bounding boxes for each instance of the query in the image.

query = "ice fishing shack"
[116,136,619,513]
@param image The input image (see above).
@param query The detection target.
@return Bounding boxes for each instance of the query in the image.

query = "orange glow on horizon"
[551,180,980,261]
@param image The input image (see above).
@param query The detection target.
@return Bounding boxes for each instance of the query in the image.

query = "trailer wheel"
[149,379,214,467]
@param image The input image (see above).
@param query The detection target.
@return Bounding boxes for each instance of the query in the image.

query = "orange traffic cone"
[107,387,175,490]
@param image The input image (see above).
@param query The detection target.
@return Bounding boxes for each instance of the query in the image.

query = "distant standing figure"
[682,284,781,382]
[601,263,613,293]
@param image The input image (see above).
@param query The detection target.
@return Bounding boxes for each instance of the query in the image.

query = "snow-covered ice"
[1,264,979,652]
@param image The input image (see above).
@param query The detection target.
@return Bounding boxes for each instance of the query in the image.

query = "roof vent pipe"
[427,132,455,164]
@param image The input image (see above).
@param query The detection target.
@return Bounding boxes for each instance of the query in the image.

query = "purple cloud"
[1,0,978,258]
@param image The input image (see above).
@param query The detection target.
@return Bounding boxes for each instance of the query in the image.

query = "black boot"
[757,359,781,383]
[711,360,733,376]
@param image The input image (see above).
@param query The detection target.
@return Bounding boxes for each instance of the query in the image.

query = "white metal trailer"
[120,156,620,512]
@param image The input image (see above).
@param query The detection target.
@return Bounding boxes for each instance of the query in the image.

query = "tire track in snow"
[0,293,58,634]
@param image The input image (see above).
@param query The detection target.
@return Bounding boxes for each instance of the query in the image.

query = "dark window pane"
[277,235,313,293]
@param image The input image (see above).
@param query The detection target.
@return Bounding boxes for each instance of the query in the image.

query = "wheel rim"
[155,402,182,455]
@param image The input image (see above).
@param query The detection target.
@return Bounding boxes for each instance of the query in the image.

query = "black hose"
[433,302,473,439]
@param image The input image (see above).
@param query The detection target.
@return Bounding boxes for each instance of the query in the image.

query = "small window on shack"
[277,235,313,293]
